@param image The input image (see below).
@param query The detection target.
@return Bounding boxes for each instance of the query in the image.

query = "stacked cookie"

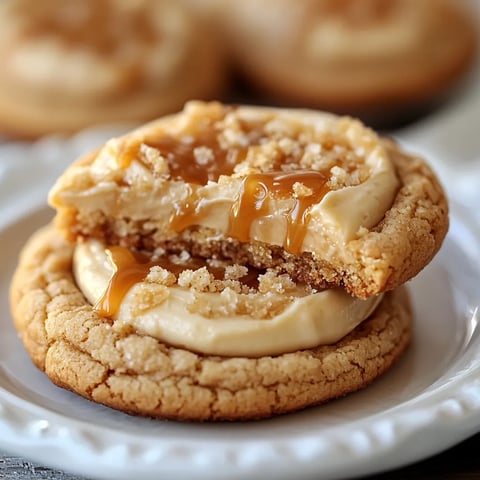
[10,102,448,420]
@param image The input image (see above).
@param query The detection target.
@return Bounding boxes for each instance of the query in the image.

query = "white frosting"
[73,240,382,357]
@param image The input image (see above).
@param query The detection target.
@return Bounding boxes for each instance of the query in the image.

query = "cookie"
[11,102,448,420]
[0,0,224,138]
[10,225,412,421]
[221,0,477,126]
[49,101,448,299]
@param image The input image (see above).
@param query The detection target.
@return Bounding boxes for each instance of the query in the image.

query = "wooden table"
[1,432,478,479]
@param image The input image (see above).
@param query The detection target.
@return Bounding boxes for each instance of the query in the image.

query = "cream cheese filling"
[74,240,382,357]
[50,114,399,251]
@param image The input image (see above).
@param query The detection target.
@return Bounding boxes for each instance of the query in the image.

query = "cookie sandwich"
[10,102,448,420]
[0,0,223,138]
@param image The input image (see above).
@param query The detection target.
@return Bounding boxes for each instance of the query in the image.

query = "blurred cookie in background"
[223,0,478,128]
[0,0,225,138]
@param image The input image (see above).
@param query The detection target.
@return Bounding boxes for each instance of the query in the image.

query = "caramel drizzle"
[119,115,257,185]
[118,119,335,255]
[95,246,260,318]
[229,171,331,254]
[119,128,249,232]
[145,134,245,185]
[167,170,332,255]
[95,247,153,318]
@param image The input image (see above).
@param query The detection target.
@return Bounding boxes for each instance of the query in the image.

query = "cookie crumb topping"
[95,244,308,320]
[110,103,377,253]
[117,102,372,189]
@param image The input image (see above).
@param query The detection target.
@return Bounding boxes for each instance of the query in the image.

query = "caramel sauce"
[169,184,202,233]
[95,246,260,318]
[145,133,244,185]
[229,171,331,254]
[119,126,250,232]
[118,114,335,256]
[120,122,251,185]
[119,116,276,233]
[95,247,154,318]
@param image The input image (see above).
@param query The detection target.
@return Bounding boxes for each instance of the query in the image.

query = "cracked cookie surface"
[10,225,412,421]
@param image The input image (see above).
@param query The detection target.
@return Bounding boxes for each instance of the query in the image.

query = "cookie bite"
[0,0,224,138]
[221,0,477,126]
[11,102,448,420]
[49,102,448,299]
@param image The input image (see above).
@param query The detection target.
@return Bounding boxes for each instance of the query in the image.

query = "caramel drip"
[118,117,270,232]
[95,246,260,318]
[144,133,245,185]
[169,184,202,232]
[118,110,269,185]
[230,171,331,254]
[117,115,334,255]
[118,129,247,232]
[95,247,155,318]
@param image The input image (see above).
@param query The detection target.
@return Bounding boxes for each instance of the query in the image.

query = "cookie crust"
[10,225,412,421]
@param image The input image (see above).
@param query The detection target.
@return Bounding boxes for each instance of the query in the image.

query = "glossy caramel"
[119,115,257,185]
[95,246,260,318]
[118,113,338,255]
[145,133,243,185]
[229,171,331,254]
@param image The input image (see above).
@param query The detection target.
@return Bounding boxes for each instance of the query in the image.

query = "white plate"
[1,136,480,480]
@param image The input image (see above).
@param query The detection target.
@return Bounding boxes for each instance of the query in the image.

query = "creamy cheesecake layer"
[74,239,382,357]
[48,102,449,299]
[50,102,399,254]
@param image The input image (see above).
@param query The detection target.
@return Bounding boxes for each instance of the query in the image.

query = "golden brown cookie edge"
[10,225,412,421]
